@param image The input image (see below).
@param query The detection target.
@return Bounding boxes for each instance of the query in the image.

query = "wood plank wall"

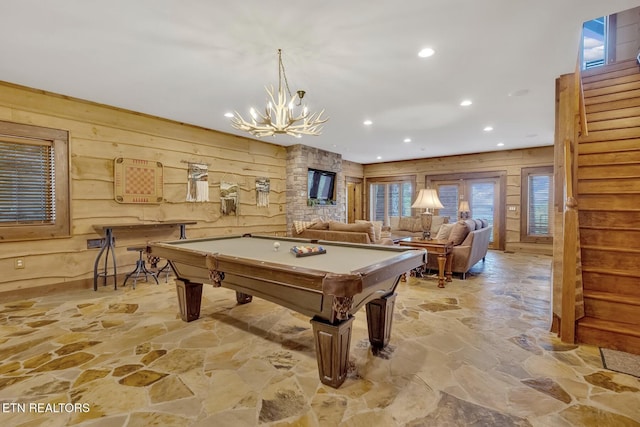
[362,147,554,253]
[0,81,287,295]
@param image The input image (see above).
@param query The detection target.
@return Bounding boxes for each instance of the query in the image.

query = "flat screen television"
[308,168,336,201]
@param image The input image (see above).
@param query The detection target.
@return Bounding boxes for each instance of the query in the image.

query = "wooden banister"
[575,58,588,137]
[560,138,578,343]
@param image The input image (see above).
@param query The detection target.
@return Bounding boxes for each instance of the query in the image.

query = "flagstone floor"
[0,251,639,426]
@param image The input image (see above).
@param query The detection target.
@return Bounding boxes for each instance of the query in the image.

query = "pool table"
[149,234,426,388]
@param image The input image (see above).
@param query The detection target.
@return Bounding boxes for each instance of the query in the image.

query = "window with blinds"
[0,120,69,241]
[368,176,415,224]
[520,166,553,243]
[0,140,55,224]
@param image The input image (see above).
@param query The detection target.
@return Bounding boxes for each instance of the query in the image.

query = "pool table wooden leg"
[310,316,354,388]
[365,292,396,348]
[175,279,203,322]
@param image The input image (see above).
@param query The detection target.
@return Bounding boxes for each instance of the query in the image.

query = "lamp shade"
[458,200,470,212]
[411,189,444,210]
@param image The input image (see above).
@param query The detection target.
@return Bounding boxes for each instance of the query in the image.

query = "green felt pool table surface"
[161,234,411,274]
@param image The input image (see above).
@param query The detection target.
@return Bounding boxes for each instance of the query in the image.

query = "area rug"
[600,348,640,378]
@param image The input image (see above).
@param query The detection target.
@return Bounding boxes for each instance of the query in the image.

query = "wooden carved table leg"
[445,252,453,283]
[437,253,447,288]
[310,316,354,388]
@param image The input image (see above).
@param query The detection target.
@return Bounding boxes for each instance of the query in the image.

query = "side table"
[398,238,453,288]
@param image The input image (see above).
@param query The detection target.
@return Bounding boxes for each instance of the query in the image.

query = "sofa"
[427,218,492,279]
[291,219,391,245]
[385,215,449,239]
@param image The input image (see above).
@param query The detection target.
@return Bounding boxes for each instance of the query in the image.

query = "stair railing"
[558,61,587,343]
[560,137,578,342]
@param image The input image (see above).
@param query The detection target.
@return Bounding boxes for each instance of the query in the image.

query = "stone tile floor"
[0,251,639,426]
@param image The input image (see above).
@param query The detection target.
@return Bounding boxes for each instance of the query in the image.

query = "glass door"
[468,179,499,247]
[431,172,504,250]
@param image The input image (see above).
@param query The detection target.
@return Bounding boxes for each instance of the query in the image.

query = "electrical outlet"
[14,258,25,269]
[87,238,105,249]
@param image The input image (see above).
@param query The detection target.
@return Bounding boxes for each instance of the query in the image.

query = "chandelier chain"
[278,49,293,99]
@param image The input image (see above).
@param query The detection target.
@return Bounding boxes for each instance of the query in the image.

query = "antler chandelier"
[230,49,328,138]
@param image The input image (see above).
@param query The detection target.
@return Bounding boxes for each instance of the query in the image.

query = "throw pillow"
[294,220,317,234]
[474,219,483,230]
[430,216,446,235]
[410,217,424,233]
[329,221,375,243]
[372,220,383,242]
[389,216,400,230]
[464,219,477,231]
[356,220,383,242]
[448,220,471,245]
[435,223,455,240]
[480,219,488,228]
[398,217,413,231]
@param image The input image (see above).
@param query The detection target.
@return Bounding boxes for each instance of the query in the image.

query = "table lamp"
[411,188,444,239]
[459,200,470,219]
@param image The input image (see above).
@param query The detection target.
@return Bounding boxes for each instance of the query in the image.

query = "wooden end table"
[398,238,453,288]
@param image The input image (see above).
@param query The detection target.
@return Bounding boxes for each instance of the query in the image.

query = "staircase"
[575,59,640,355]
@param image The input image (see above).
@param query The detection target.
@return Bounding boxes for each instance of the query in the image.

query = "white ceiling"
[1,0,639,164]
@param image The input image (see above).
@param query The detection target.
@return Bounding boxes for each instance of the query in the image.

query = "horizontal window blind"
[0,140,55,224]
[527,174,552,236]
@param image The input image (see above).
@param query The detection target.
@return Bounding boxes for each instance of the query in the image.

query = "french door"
[429,172,505,250]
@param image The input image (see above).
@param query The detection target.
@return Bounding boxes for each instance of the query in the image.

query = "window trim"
[0,120,70,241]
[520,166,553,244]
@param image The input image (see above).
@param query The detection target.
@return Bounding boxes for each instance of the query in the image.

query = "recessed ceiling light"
[224,112,234,118]
[363,120,373,126]
[509,89,529,97]
[483,126,494,132]
[460,100,472,107]
[403,138,412,143]
[418,47,435,58]
[376,156,382,160]
[497,142,505,147]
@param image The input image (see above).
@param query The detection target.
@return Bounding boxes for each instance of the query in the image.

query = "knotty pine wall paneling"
[0,81,287,295]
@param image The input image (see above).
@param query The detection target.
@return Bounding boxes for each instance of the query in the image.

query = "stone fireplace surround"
[286,144,346,235]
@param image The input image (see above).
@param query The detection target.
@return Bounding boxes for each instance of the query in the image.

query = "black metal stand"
[93,227,117,291]
[123,247,159,289]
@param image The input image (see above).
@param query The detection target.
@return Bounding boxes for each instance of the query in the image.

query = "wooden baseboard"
[0,276,123,303]
[505,242,553,256]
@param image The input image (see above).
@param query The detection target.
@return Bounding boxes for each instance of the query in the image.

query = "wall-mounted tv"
[308,168,336,201]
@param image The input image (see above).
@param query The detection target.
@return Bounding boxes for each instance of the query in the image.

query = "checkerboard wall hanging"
[114,157,163,204]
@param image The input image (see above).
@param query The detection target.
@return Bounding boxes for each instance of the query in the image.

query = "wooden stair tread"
[583,290,640,305]
[580,244,640,253]
[582,265,640,276]
[578,317,640,338]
